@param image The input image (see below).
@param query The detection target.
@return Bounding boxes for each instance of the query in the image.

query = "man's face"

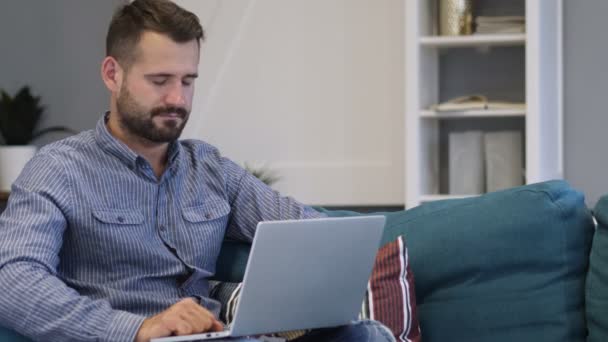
[115,31,199,143]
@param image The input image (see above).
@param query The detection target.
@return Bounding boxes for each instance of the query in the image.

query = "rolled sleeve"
[104,310,147,342]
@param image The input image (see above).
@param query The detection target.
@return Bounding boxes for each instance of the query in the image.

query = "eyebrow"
[145,73,198,78]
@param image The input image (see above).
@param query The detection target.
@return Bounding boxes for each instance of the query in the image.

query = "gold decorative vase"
[439,0,473,36]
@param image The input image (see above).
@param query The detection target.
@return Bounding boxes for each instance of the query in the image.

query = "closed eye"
[145,74,197,86]
[182,76,197,86]
[145,75,170,86]
[151,78,168,86]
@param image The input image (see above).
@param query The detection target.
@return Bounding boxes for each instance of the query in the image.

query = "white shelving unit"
[420,109,526,119]
[419,33,526,47]
[405,0,563,209]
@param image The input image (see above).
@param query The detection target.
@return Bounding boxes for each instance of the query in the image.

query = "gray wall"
[564,0,608,206]
[0,0,123,144]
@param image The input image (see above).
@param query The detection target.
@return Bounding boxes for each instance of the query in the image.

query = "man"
[0,1,394,342]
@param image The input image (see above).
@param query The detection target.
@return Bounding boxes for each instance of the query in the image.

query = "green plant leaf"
[0,86,75,145]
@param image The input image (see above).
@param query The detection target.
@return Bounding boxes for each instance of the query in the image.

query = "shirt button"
[205,213,211,219]
[117,216,125,223]
[159,225,166,231]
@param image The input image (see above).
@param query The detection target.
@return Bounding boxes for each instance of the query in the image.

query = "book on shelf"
[429,95,525,113]
[475,16,526,34]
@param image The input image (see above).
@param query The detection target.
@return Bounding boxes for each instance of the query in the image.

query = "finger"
[188,303,221,329]
[185,302,216,321]
[188,304,224,332]
[211,320,224,332]
[180,310,213,333]
[138,317,174,341]
[176,299,213,321]
[162,312,196,336]
[174,320,194,336]
[158,316,182,337]
[179,298,221,332]
[186,300,215,320]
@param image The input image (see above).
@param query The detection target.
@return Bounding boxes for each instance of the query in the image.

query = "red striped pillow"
[364,235,421,342]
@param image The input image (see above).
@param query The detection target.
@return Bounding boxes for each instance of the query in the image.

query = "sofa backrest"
[216,180,594,342]
[379,180,594,342]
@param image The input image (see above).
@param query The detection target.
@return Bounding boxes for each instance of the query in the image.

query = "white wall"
[176,0,405,206]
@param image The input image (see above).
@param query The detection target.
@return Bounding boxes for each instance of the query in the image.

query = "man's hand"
[135,298,224,342]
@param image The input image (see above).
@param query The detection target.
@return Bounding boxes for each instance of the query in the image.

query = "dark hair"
[106,0,204,68]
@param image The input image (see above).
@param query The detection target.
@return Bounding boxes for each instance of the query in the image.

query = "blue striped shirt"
[0,115,323,342]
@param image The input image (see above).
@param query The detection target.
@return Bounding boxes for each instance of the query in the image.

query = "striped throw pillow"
[361,235,421,342]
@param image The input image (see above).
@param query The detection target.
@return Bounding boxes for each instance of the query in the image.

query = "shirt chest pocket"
[88,209,146,256]
[181,200,230,257]
[181,200,231,224]
[92,209,145,226]
[180,200,231,268]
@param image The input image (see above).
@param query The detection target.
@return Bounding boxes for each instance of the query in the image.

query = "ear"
[101,56,123,93]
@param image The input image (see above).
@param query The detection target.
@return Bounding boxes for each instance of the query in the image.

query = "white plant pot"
[0,145,37,192]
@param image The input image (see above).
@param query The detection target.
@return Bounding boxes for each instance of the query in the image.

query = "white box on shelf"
[484,131,524,192]
[448,130,485,195]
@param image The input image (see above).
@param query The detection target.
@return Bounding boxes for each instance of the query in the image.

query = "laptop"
[151,215,386,341]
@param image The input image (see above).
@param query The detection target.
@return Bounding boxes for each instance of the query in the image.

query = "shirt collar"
[94,112,182,171]
[167,138,181,165]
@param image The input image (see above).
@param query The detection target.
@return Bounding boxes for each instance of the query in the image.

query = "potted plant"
[0,86,76,191]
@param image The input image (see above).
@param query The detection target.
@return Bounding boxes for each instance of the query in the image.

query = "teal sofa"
[3,180,608,341]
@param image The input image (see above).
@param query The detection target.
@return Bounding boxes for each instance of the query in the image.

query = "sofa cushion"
[586,195,608,342]
[215,180,594,342]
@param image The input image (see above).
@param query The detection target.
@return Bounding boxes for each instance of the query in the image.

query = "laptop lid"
[230,215,386,336]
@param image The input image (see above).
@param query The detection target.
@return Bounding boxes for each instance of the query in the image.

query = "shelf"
[405,1,562,209]
[420,109,526,119]
[419,34,526,48]
[420,194,480,202]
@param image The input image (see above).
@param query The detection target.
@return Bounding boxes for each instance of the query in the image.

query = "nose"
[165,82,186,107]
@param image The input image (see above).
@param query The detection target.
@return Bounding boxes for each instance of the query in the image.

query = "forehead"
[130,31,200,74]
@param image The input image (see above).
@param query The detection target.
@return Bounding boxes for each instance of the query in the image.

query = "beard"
[116,85,190,143]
